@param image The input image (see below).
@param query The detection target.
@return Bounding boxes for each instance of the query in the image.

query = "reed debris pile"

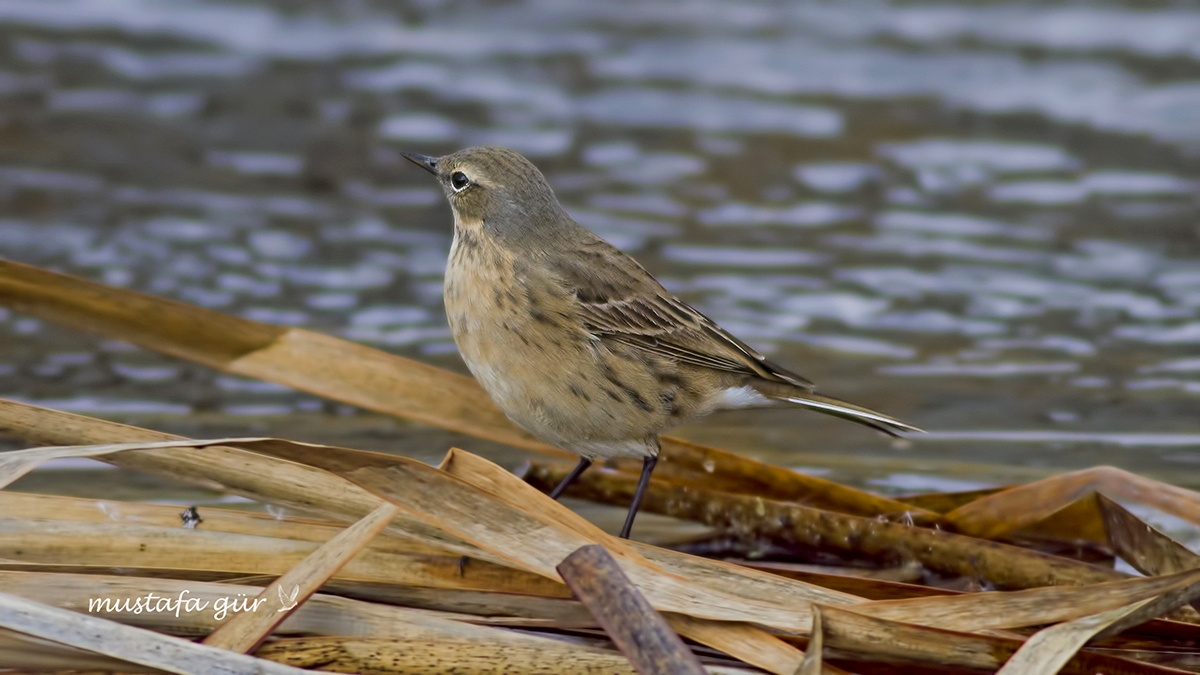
[1,258,1199,674]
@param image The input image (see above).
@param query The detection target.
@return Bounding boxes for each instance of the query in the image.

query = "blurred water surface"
[1,0,1199,498]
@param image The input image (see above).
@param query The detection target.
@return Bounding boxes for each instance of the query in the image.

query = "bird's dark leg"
[619,454,658,539]
[549,457,592,500]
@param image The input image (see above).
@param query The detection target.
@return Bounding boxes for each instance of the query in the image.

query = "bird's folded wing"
[575,293,815,389]
[550,237,814,388]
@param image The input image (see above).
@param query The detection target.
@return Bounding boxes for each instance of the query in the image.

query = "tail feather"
[779,391,922,437]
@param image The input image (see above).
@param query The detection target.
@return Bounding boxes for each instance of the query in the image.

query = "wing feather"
[577,293,814,388]
[551,238,815,388]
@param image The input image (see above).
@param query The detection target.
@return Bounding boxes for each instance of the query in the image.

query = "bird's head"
[401,145,570,246]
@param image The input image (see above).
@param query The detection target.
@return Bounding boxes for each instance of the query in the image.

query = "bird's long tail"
[776,391,923,437]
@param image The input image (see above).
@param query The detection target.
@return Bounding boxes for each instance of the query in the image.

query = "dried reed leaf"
[1017,492,1109,544]
[317,584,594,625]
[740,561,925,583]
[0,591,309,674]
[945,467,1200,540]
[997,598,1159,675]
[202,502,400,652]
[526,462,1122,589]
[796,606,825,675]
[0,570,555,641]
[633,548,862,615]
[853,568,1200,631]
[0,517,562,596]
[255,635,642,675]
[896,486,1010,513]
[997,579,1200,675]
[736,564,953,601]
[0,562,252,585]
[0,406,498,562]
[33,575,537,625]
[816,603,1185,675]
[0,491,449,557]
[0,442,139,489]
[0,628,156,673]
[664,614,814,675]
[1098,494,1200,576]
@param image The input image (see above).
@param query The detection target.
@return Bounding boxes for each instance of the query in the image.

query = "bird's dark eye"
[450,171,470,192]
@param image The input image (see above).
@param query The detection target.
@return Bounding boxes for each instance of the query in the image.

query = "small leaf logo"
[276,584,300,612]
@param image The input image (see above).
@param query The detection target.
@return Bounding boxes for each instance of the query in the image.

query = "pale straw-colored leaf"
[0,591,309,674]
[202,502,400,652]
[946,466,1200,539]
[996,597,1159,675]
[796,605,825,675]
[851,567,1200,631]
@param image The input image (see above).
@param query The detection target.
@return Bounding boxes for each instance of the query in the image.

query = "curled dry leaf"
[944,467,1200,540]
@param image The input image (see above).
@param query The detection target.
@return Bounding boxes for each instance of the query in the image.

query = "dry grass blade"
[735,563,953,601]
[1016,492,1110,545]
[852,568,1200,631]
[0,591,309,674]
[526,462,1122,589]
[896,486,1010,513]
[558,545,707,675]
[0,518,566,597]
[202,502,400,652]
[945,467,1200,540]
[0,629,157,673]
[631,548,862,610]
[816,603,1188,675]
[997,598,1159,675]
[317,585,594,625]
[796,606,825,675]
[996,578,1200,675]
[1098,494,1200,576]
[0,403,496,562]
[0,492,562,598]
[0,442,141,489]
[0,491,443,555]
[255,636,647,675]
[0,569,572,644]
[663,614,812,675]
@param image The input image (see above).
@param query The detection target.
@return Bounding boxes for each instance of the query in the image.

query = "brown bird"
[403,146,921,538]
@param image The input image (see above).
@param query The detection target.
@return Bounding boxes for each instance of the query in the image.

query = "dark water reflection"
[1,1,1199,511]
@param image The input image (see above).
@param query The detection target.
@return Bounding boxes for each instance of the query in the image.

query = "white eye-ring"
[450,171,471,192]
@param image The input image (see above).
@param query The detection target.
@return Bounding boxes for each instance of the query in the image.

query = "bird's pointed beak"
[400,151,439,176]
